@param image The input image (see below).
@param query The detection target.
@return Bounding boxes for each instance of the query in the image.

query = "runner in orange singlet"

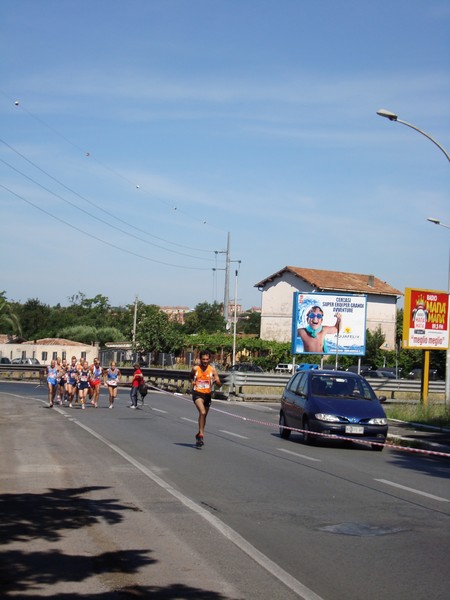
[190,350,221,447]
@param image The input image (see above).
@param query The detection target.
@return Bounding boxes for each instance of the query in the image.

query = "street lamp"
[427,218,450,405]
[377,109,450,404]
[376,109,450,162]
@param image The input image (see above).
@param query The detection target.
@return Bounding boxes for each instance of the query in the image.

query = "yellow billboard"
[402,288,449,350]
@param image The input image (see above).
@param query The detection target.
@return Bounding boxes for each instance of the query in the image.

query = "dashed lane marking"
[374,479,449,502]
[277,448,322,462]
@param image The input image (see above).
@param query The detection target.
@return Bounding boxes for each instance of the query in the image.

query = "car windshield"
[310,375,374,400]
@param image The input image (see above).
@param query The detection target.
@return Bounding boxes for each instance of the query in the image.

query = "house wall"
[0,343,100,366]
[259,274,398,350]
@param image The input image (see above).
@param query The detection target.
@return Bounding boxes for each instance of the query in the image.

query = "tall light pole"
[377,108,449,404]
[376,109,450,162]
[232,268,239,366]
[427,218,450,405]
[215,233,231,327]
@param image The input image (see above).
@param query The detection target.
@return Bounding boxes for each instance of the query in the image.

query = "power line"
[0,182,213,271]
[1,155,216,263]
[2,91,218,248]
[0,136,215,256]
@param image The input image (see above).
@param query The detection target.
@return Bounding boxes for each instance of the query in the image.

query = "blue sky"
[1,0,449,315]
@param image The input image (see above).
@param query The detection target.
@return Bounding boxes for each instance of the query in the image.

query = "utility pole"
[132,296,138,345]
[223,232,230,326]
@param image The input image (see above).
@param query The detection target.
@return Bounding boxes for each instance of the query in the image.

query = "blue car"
[279,370,388,451]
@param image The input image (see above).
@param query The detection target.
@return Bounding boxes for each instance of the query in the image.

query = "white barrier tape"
[151,385,450,459]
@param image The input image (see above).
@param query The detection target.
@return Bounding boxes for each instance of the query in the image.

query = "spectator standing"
[130,363,143,409]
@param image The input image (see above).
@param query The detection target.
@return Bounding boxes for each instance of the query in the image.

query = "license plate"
[345,425,364,435]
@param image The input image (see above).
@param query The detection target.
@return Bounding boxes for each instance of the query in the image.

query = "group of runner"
[46,356,122,409]
[46,350,222,448]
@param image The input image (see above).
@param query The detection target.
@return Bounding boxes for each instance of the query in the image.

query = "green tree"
[0,292,22,336]
[237,311,261,335]
[364,326,386,368]
[58,325,98,345]
[183,302,226,334]
[14,298,50,339]
[135,305,184,359]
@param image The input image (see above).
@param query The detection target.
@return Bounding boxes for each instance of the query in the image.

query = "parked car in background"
[365,370,396,379]
[11,358,40,365]
[407,368,440,381]
[229,363,263,373]
[275,363,293,373]
[346,364,375,376]
[0,357,12,364]
[296,363,319,372]
[279,369,388,451]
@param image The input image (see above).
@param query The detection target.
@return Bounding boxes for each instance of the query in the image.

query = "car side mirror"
[378,395,387,404]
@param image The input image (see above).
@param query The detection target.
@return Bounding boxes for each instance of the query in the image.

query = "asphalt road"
[1,381,450,600]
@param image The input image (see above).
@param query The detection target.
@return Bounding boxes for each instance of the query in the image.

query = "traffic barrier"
[0,365,445,402]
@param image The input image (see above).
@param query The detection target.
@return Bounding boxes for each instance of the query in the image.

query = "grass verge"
[384,403,450,429]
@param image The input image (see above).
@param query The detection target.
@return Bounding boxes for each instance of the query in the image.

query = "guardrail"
[0,365,445,402]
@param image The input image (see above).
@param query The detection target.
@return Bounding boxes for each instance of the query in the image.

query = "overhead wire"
[2,91,219,253]
[0,152,215,262]
[0,182,213,270]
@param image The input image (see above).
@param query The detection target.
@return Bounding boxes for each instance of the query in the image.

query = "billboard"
[402,288,449,350]
[291,292,367,356]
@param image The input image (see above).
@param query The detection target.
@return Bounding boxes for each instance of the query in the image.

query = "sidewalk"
[387,420,450,455]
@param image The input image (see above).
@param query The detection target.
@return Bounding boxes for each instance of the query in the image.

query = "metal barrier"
[0,365,445,401]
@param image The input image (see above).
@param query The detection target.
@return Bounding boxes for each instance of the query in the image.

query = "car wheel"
[371,440,385,452]
[279,412,291,439]
[303,418,315,445]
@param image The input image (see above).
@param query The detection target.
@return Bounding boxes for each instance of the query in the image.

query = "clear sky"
[1,0,449,315]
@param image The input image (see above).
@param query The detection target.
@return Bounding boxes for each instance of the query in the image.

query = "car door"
[282,372,306,426]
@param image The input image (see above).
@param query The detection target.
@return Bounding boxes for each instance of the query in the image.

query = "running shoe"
[195,433,204,447]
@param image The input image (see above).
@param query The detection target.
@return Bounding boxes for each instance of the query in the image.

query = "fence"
[0,365,445,402]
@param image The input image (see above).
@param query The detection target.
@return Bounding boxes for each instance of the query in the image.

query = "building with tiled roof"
[0,337,99,366]
[254,266,402,351]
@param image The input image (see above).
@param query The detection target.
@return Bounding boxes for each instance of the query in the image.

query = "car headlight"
[368,417,388,425]
[315,413,340,422]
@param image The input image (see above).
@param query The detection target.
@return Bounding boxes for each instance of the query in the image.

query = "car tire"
[279,412,291,439]
[371,440,385,452]
[303,418,315,445]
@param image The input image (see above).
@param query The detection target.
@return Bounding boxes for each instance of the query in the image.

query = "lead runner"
[190,350,222,447]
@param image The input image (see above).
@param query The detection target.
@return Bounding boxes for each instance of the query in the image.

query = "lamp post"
[232,269,239,367]
[376,109,450,162]
[427,218,450,405]
[377,109,449,404]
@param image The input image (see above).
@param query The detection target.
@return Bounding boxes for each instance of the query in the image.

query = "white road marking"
[181,417,198,424]
[65,416,325,600]
[219,430,249,439]
[277,448,322,462]
[151,407,168,414]
[375,479,449,502]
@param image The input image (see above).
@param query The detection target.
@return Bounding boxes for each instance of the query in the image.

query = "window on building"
[62,351,66,360]
[52,352,58,360]
[42,352,48,362]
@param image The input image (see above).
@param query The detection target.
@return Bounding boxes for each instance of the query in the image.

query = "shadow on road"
[0,486,238,599]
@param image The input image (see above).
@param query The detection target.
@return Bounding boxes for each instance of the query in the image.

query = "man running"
[190,350,221,447]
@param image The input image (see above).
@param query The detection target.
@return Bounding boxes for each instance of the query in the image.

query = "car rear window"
[310,375,374,400]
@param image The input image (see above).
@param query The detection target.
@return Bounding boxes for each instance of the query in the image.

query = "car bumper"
[311,421,388,442]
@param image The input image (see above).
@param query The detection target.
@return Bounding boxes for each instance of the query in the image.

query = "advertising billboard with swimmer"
[291,292,367,356]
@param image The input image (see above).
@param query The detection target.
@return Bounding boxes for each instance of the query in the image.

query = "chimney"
[368,274,375,288]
